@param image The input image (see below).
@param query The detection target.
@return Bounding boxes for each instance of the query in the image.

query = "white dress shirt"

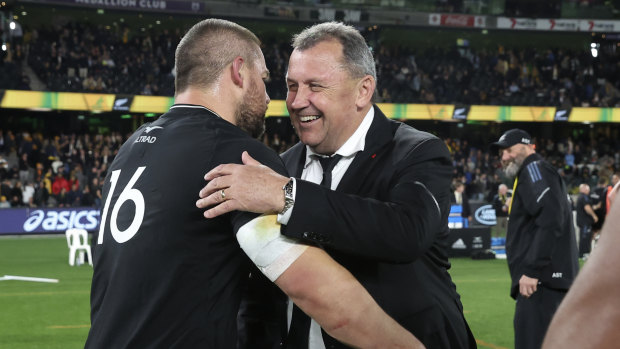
[278,107,375,349]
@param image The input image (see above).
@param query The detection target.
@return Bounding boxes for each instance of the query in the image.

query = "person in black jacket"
[492,129,579,349]
[576,183,598,259]
[197,21,476,348]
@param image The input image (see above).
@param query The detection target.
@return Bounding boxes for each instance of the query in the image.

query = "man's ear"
[355,75,375,108]
[231,56,245,88]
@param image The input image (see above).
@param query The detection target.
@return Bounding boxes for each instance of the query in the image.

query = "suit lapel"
[281,143,306,177]
[337,105,395,194]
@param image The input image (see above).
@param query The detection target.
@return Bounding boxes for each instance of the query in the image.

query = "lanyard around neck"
[509,176,518,214]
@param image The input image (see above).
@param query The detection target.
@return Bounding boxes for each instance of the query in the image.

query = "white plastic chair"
[65,228,93,266]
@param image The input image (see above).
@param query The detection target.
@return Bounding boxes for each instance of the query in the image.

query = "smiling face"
[501,144,534,178]
[285,40,369,155]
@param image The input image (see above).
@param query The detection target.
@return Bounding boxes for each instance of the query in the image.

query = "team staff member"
[86,19,421,349]
[542,180,620,348]
[197,22,475,348]
[492,129,579,349]
[576,183,598,259]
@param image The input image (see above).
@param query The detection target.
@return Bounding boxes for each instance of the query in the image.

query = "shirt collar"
[304,107,374,168]
[169,104,222,118]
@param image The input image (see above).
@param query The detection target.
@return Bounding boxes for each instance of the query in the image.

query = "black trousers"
[514,286,566,349]
[579,224,593,257]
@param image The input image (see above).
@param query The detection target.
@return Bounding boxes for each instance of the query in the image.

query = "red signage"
[429,14,486,28]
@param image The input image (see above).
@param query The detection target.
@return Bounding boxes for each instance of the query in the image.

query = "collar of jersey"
[169,104,222,118]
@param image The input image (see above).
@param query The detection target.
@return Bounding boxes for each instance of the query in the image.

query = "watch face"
[284,180,294,196]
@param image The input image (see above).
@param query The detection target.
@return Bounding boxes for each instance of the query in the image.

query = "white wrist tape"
[237,214,307,282]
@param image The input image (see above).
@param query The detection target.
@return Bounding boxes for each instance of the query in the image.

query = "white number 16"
[97,167,146,244]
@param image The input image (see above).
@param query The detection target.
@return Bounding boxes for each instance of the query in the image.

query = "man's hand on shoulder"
[196,151,289,218]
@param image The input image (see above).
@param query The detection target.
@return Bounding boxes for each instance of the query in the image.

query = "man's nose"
[289,86,310,109]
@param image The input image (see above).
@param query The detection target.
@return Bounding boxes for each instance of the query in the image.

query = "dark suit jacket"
[280,106,476,348]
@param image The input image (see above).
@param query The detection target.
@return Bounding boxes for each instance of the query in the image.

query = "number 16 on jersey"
[98,167,147,244]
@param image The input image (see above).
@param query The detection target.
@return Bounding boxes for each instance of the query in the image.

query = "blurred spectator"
[0,195,10,208]
[492,184,511,238]
[22,181,35,207]
[451,180,472,225]
[51,172,70,197]
[10,181,23,207]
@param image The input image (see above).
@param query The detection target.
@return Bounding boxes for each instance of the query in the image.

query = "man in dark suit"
[197,21,475,348]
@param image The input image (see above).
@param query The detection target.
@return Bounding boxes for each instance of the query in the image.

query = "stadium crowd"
[0,126,618,209]
[2,20,620,209]
[0,130,122,208]
[3,21,620,108]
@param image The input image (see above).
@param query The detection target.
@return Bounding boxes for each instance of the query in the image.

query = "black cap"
[492,129,532,150]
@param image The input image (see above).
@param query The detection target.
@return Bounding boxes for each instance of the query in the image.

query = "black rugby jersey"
[86,105,287,349]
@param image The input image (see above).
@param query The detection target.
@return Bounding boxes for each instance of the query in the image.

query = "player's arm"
[237,215,423,349]
[198,147,448,263]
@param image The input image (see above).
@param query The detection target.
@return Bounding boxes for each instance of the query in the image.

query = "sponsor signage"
[569,107,620,122]
[20,0,205,14]
[499,17,620,32]
[0,207,100,235]
[555,109,570,121]
[452,106,469,120]
[447,227,491,257]
[581,20,619,32]
[474,204,496,226]
[429,13,486,28]
[376,103,454,120]
[468,106,556,122]
[113,95,134,111]
[538,19,579,31]
[0,90,114,111]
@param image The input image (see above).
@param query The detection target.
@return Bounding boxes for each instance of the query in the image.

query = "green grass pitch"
[1,236,517,349]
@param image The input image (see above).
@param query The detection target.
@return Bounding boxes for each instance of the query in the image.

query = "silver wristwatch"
[280,178,295,214]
